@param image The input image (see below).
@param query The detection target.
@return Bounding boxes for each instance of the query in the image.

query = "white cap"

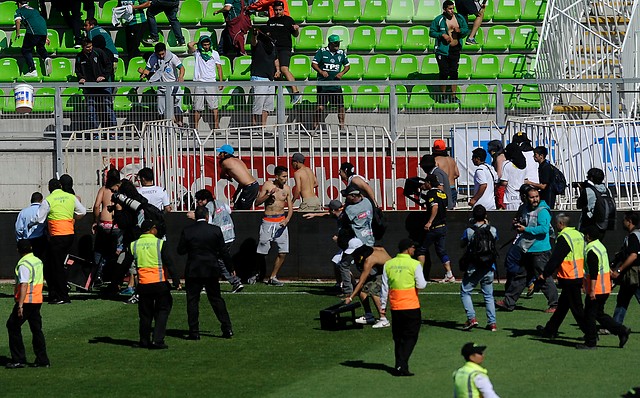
[344,238,364,254]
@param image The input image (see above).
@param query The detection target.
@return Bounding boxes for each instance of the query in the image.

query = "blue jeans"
[86,92,117,129]
[613,284,640,324]
[461,268,496,324]
[147,1,184,43]
[416,225,450,264]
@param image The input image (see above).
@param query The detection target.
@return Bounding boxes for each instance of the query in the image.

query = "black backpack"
[592,186,617,231]
[550,164,567,195]
[368,197,387,240]
[463,224,498,270]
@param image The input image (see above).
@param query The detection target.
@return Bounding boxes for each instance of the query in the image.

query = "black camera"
[111,192,143,212]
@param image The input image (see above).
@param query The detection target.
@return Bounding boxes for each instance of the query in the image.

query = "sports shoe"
[525,282,535,298]
[465,37,478,45]
[44,57,53,76]
[5,362,26,369]
[231,283,245,293]
[291,93,302,105]
[536,324,558,339]
[24,70,38,78]
[126,293,139,304]
[462,318,479,331]
[544,306,557,313]
[143,38,159,45]
[355,315,376,325]
[488,323,497,332]
[74,44,82,49]
[495,300,513,311]
[576,343,597,350]
[439,275,456,283]
[619,327,631,348]
[267,277,284,286]
[247,274,259,285]
[372,318,391,328]
[120,286,135,296]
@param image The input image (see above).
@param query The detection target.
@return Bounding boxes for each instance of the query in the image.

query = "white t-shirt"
[18,265,31,283]
[138,185,170,211]
[194,50,222,82]
[501,160,526,210]
[523,150,539,183]
[474,163,497,210]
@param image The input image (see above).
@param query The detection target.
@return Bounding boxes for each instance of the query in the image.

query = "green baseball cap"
[328,34,341,43]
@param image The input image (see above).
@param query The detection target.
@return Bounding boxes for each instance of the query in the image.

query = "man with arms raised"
[291,152,322,212]
[217,144,259,210]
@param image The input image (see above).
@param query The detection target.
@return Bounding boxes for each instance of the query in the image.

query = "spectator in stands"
[144,0,185,47]
[525,146,557,209]
[214,0,249,61]
[139,43,186,126]
[312,35,350,132]
[512,131,539,183]
[117,0,151,62]
[248,0,291,17]
[267,1,302,105]
[469,148,497,210]
[188,34,224,130]
[455,0,486,45]
[84,18,119,66]
[429,0,469,103]
[432,139,460,208]
[250,26,278,127]
[75,37,117,129]
[487,140,506,209]
[14,0,52,78]
[500,143,527,210]
[91,35,116,83]
[53,0,83,48]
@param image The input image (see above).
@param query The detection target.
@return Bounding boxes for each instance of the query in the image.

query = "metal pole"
[496,83,506,127]
[610,82,620,119]
[276,83,285,156]
[54,86,64,174]
[165,87,174,122]
[388,85,398,141]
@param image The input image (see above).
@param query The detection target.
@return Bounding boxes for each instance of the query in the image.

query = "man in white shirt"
[468,148,497,210]
[188,34,224,130]
[137,167,171,212]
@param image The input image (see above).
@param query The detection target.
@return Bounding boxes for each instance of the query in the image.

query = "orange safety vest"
[14,253,44,304]
[584,239,611,295]
[131,234,167,285]
[556,227,585,280]
[384,253,421,310]
[46,189,76,236]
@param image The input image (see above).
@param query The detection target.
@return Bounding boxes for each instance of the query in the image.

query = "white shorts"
[251,79,275,115]
[192,85,219,111]
[157,86,183,116]
[256,218,289,254]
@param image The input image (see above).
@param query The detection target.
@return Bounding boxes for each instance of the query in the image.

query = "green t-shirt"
[223,0,242,20]
[119,0,147,25]
[312,47,349,92]
[14,5,47,36]
[88,26,119,56]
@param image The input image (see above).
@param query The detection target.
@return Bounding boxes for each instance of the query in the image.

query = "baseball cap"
[432,139,446,151]
[341,185,361,196]
[461,342,487,360]
[325,199,343,211]
[140,219,156,232]
[216,144,234,155]
[344,238,364,254]
[340,162,354,174]
[328,34,341,43]
[512,131,531,144]
[292,152,305,163]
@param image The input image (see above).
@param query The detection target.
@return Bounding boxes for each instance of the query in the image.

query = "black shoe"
[5,362,26,369]
[222,330,234,339]
[536,324,558,339]
[186,333,201,340]
[177,41,186,46]
[619,327,631,348]
[135,341,150,349]
[231,283,244,293]
[393,367,415,377]
[31,362,50,368]
[149,342,169,350]
[48,299,66,305]
[576,344,597,350]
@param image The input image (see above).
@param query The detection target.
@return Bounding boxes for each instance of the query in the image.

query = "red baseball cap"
[433,139,446,151]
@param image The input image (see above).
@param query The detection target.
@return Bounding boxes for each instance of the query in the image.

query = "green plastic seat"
[514,84,541,109]
[181,56,196,81]
[57,30,79,55]
[405,85,435,110]
[43,57,73,82]
[342,54,364,80]
[114,29,126,53]
[341,85,354,110]
[288,55,311,80]
[463,27,484,51]
[413,0,442,23]
[461,84,489,110]
[179,0,203,24]
[45,29,60,54]
[364,54,391,80]
[61,87,84,112]
[98,0,118,25]
[0,2,16,28]
[380,85,408,109]
[113,86,136,112]
[123,56,147,82]
[219,55,232,80]
[483,25,511,51]
[114,57,126,82]
[220,86,246,111]
[499,54,528,78]
[326,25,351,48]
[194,28,218,45]
[420,54,439,77]
[402,25,430,52]
[511,25,539,51]
[202,0,226,24]
[0,58,20,82]
[493,0,521,21]
[521,0,547,21]
[376,25,403,52]
[31,88,55,113]
[467,1,494,22]
[387,0,414,22]
[229,55,252,81]
[307,0,334,23]
[348,25,376,52]
[472,54,500,79]
[433,86,461,110]
[295,26,323,51]
[458,54,473,79]
[167,28,190,53]
[181,87,193,112]
[333,0,360,23]
[391,54,419,79]
[289,0,309,23]
[360,0,387,22]
[352,85,380,110]
[0,30,7,53]
[489,84,516,109]
[8,31,25,54]
[19,61,43,82]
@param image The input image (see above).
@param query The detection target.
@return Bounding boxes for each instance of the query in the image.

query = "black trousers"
[29,235,48,265]
[47,234,74,302]
[6,303,49,365]
[186,277,232,334]
[544,281,585,334]
[584,294,627,346]
[124,24,146,62]
[137,282,173,345]
[391,308,421,372]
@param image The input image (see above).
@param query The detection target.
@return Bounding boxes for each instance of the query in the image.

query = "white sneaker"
[44,57,53,76]
[372,319,390,328]
[439,275,456,283]
[24,70,38,77]
[355,316,375,325]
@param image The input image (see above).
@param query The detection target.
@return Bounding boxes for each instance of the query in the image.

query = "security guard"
[131,220,180,349]
[380,239,427,376]
[6,240,50,368]
[453,343,500,397]
[537,213,586,338]
[580,225,631,349]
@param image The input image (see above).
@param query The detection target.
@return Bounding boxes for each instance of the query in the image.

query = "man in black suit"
[177,206,234,340]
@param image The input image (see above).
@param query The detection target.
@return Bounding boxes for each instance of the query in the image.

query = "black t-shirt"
[266,15,296,49]
[624,232,640,268]
[538,161,553,203]
[426,188,447,226]
[250,39,276,79]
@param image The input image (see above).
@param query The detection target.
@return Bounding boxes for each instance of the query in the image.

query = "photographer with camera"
[496,185,558,312]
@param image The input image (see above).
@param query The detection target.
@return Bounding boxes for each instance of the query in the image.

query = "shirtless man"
[344,240,393,328]
[338,162,378,207]
[432,139,460,208]
[92,169,123,285]
[291,152,322,212]
[255,165,294,286]
[217,144,259,210]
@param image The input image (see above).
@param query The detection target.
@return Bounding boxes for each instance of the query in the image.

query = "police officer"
[453,343,500,397]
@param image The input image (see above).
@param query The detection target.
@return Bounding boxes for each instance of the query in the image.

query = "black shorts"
[455,0,482,17]
[276,47,292,68]
[436,50,461,80]
[233,181,259,210]
[317,87,344,108]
